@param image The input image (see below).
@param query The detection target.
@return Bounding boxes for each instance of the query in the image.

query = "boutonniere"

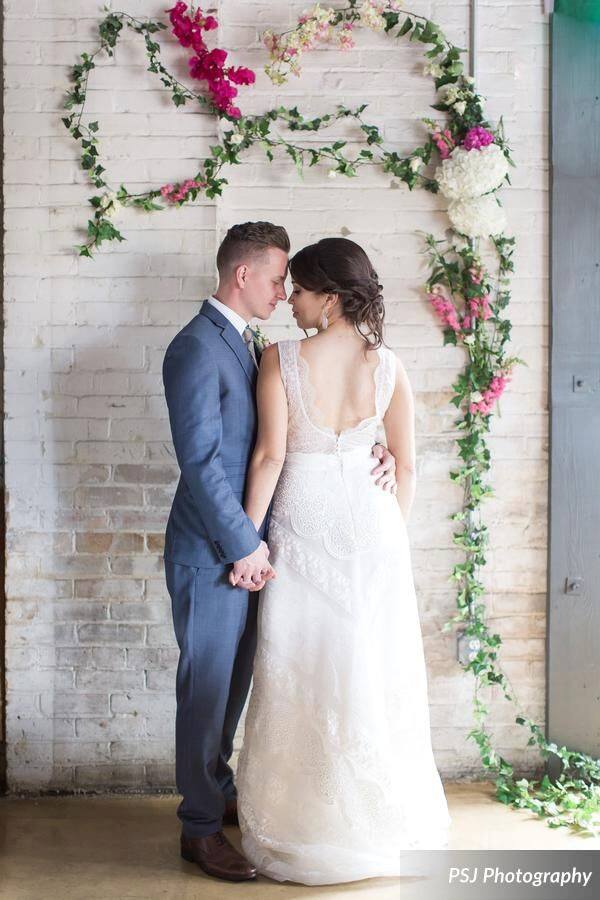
[249,325,271,353]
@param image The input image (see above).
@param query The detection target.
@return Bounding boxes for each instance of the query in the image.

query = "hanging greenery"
[62,1,600,835]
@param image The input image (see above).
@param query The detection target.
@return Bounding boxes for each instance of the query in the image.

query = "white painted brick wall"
[3,0,549,789]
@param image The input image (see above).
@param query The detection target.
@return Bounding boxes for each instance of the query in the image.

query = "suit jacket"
[162,300,269,568]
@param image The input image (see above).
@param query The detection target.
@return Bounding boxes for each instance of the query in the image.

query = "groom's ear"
[234,263,249,288]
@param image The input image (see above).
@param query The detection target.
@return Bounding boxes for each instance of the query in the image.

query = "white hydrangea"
[435,144,509,200]
[448,194,507,238]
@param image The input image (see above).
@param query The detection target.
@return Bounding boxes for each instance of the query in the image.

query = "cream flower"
[443,85,462,105]
[100,191,120,217]
[423,62,444,78]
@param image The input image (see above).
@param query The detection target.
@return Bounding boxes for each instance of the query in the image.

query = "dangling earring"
[320,309,329,330]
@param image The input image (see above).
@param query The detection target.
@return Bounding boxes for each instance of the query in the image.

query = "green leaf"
[443,327,458,346]
[398,17,413,37]
[382,11,400,32]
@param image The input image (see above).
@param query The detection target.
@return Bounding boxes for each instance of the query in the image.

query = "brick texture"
[3,0,549,789]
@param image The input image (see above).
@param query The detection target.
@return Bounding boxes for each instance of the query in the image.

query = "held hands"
[370,443,397,494]
[229,540,276,592]
[229,449,394,592]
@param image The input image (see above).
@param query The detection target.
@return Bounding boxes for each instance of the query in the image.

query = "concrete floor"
[1,782,599,899]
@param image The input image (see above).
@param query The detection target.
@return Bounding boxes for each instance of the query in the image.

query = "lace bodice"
[277,339,397,454]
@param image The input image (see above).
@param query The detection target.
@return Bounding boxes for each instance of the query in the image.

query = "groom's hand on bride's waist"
[228,540,276,592]
[370,444,397,494]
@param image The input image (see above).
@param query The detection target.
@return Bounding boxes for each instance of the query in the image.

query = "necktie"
[242,326,258,369]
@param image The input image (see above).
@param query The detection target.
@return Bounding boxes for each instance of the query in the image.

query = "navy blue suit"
[162,300,269,837]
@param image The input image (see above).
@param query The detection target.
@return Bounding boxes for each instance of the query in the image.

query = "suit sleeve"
[163,332,262,564]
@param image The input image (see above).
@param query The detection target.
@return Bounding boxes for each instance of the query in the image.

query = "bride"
[234,237,451,884]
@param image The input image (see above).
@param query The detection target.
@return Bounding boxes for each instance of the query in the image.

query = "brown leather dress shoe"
[222,798,239,827]
[180,830,256,882]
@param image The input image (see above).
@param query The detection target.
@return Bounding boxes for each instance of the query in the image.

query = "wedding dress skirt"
[237,443,452,885]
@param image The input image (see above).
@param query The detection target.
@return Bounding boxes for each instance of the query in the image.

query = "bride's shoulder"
[271,337,299,354]
[376,343,398,367]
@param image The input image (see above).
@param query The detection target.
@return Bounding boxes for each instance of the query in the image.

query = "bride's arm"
[382,356,416,522]
[243,343,288,530]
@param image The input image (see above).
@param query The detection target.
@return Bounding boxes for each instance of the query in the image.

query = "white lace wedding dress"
[236,338,451,885]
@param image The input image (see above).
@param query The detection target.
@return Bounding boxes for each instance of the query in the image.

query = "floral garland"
[62,2,600,833]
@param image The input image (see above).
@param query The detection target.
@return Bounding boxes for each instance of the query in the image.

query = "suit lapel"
[200,300,257,386]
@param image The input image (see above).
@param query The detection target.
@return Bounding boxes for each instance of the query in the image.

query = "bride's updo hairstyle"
[289,237,385,350]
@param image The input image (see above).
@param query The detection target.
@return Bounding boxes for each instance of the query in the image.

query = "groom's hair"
[216,221,290,275]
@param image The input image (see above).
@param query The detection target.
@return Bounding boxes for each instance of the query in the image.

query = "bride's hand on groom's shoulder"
[229,540,276,592]
[370,444,397,494]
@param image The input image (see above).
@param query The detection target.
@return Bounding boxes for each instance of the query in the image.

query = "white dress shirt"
[207,294,248,336]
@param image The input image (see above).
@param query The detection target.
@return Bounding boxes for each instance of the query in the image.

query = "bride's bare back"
[297,331,381,436]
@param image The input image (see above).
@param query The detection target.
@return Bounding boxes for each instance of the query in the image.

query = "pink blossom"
[338,22,355,49]
[161,178,207,203]
[432,128,455,160]
[428,292,462,333]
[462,126,495,151]
[467,295,493,321]
[228,66,256,86]
[167,3,255,118]
[468,265,484,284]
[470,372,512,415]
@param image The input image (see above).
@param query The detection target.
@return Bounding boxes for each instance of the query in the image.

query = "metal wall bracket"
[565,577,584,594]
[573,374,596,393]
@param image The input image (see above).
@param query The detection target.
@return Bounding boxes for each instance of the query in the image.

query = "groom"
[162,221,397,882]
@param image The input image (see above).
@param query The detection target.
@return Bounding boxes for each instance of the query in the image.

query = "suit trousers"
[164,559,259,837]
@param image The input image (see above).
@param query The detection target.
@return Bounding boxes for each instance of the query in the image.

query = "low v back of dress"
[236,338,451,885]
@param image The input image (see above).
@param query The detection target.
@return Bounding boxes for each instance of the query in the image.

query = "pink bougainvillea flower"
[228,66,256,86]
[167,3,255,118]
[462,126,495,151]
